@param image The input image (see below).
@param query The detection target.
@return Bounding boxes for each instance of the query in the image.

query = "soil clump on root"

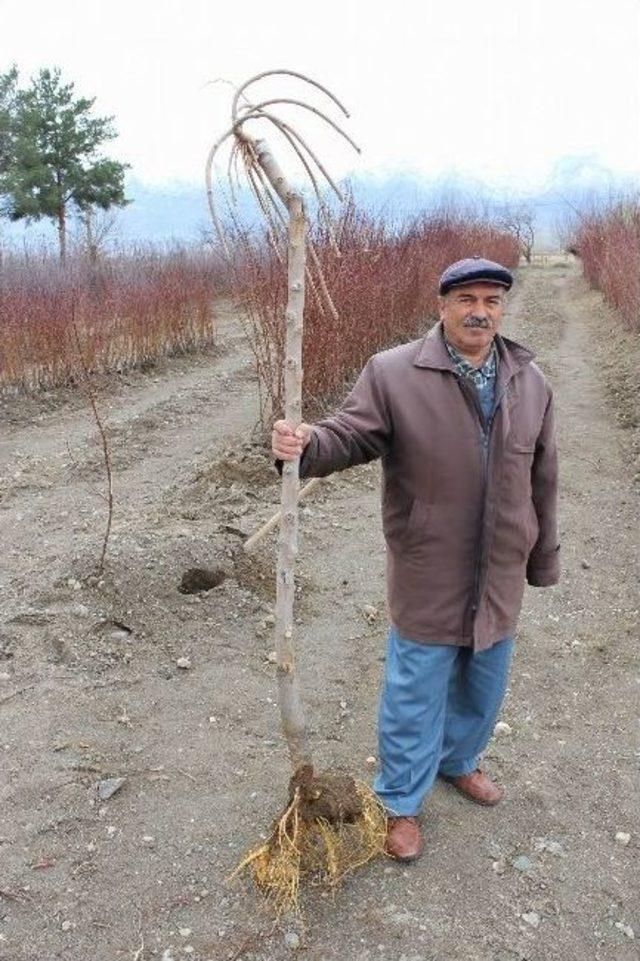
[290,764,364,823]
[231,764,387,916]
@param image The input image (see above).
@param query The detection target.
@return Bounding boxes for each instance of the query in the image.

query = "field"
[1,258,639,960]
[0,248,220,393]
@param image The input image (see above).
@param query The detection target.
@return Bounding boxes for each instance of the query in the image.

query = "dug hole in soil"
[0,257,638,960]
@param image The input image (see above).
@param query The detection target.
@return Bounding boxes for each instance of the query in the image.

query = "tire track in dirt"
[0,315,261,612]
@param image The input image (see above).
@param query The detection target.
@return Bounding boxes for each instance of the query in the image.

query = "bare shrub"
[0,244,227,393]
[573,198,640,332]
[497,204,535,263]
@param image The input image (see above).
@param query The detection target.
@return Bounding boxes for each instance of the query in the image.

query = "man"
[271,257,560,861]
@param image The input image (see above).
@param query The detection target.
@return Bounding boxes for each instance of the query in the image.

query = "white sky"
[3,0,640,191]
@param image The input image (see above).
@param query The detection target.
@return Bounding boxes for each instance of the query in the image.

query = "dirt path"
[1,259,638,961]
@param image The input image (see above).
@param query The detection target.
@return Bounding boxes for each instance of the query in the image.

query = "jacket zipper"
[456,376,511,630]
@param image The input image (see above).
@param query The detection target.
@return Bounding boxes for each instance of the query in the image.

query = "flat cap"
[439,256,513,295]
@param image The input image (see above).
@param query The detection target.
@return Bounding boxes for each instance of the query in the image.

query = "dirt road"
[0,259,638,961]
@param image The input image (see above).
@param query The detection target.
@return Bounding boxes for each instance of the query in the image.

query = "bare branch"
[231,68,350,124]
[238,109,344,201]
[245,143,288,228]
[226,139,242,205]
[69,311,114,577]
[204,125,236,257]
[237,98,360,154]
[244,162,285,264]
[251,109,342,255]
[240,124,339,316]
[307,239,339,320]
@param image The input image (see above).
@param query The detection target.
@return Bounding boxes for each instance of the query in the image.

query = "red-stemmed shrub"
[574,199,640,331]
[0,245,223,392]
[233,198,520,421]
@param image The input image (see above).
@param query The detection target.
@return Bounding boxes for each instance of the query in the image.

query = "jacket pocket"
[527,501,540,551]
[404,497,431,548]
[508,438,536,454]
[502,438,536,507]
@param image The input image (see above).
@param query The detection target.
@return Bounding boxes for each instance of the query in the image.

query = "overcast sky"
[3,0,639,192]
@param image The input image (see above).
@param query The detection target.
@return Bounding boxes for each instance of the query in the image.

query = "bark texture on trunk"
[275,193,310,769]
[247,133,310,769]
[57,203,66,264]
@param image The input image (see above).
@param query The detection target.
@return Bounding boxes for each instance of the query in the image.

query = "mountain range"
[2,154,637,253]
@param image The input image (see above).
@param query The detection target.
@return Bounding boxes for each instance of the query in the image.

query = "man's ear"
[437,294,447,321]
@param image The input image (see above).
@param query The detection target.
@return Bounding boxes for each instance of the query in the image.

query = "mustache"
[462,316,491,328]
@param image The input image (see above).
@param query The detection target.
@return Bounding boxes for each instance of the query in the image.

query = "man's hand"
[272,420,312,461]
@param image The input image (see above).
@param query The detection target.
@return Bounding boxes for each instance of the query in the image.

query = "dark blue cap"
[439,257,513,295]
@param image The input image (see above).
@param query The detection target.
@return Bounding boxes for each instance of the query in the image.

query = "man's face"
[438,282,506,354]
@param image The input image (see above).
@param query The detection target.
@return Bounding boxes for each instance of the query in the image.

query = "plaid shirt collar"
[443,334,498,391]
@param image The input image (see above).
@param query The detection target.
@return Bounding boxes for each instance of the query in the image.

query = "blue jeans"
[373,625,515,816]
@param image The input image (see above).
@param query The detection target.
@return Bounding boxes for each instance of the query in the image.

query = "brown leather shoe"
[384,816,424,861]
[440,769,504,806]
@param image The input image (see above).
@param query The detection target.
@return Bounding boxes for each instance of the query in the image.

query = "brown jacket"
[299,321,560,651]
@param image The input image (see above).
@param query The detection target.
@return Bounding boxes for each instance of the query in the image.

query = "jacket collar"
[413,321,535,382]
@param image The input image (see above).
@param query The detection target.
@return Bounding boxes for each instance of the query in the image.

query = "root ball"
[230,765,387,915]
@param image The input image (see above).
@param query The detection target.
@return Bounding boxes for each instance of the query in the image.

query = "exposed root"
[229,767,387,915]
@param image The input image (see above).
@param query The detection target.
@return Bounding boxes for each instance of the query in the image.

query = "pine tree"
[0,67,18,172]
[0,66,18,227]
[3,67,128,261]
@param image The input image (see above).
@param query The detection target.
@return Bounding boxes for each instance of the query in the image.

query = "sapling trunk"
[245,134,310,769]
[70,314,114,576]
[274,195,310,768]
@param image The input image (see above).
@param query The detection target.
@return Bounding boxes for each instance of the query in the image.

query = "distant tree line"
[0,65,128,262]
